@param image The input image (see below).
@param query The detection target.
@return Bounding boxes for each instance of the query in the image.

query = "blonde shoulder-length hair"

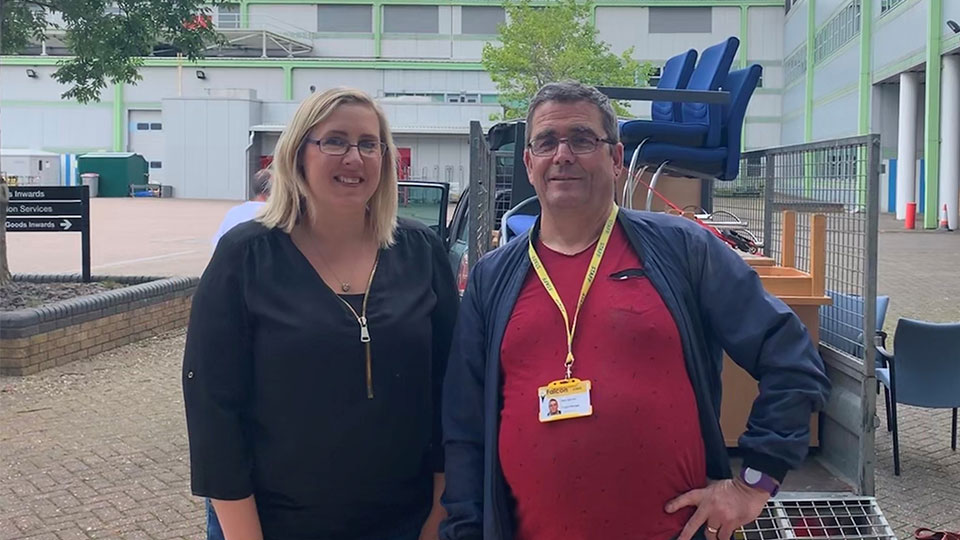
[258,87,399,247]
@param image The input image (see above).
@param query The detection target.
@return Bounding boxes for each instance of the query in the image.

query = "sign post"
[5,186,91,281]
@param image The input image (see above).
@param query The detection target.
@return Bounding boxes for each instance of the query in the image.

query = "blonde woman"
[183,88,457,540]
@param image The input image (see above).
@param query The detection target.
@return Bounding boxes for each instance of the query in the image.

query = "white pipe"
[896,72,919,220]
[939,55,960,230]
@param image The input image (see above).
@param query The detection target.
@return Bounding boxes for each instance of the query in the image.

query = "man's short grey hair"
[524,81,619,145]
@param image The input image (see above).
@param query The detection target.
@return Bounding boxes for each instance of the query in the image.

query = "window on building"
[383,5,439,33]
[317,5,373,33]
[813,0,861,64]
[446,93,480,103]
[150,123,162,131]
[150,161,163,169]
[218,4,240,29]
[784,45,807,84]
[648,7,712,34]
[647,66,663,87]
[136,123,150,131]
[461,6,504,35]
[880,0,906,14]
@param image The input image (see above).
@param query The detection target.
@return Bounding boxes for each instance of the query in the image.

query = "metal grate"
[737,495,896,540]
[716,135,880,363]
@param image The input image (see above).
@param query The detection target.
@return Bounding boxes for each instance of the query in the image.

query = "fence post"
[763,154,775,257]
[859,134,881,496]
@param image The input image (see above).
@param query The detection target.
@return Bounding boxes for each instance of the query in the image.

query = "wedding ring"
[706,526,719,534]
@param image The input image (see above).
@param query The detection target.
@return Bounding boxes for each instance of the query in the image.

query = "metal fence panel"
[468,121,496,269]
[714,134,881,495]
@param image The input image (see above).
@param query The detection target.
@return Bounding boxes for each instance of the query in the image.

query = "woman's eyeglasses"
[305,137,387,157]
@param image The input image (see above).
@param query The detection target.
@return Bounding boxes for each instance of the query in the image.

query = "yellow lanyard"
[528,205,619,380]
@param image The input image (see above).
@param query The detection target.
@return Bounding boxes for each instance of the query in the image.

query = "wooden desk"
[719,213,831,447]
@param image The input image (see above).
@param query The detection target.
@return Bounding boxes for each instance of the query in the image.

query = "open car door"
[396,181,450,248]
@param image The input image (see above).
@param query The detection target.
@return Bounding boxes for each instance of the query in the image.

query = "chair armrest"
[875,344,894,367]
[597,87,731,105]
[874,330,888,350]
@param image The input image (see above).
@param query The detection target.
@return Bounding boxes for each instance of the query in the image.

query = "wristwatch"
[739,467,780,496]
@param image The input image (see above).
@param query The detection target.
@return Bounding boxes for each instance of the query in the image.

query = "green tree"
[0,0,219,283]
[482,0,652,120]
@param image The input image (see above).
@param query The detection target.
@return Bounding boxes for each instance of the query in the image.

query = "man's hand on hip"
[665,478,771,540]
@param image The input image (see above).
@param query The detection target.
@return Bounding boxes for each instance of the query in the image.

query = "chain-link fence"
[715,135,881,364]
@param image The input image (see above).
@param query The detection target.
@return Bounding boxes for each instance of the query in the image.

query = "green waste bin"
[77,153,149,198]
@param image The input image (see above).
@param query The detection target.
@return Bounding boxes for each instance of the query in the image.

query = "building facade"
[1,0,956,227]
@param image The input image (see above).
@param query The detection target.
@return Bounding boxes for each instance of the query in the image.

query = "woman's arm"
[211,496,264,540]
[183,237,258,519]
[418,473,447,540]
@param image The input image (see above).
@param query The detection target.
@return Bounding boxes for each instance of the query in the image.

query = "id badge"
[537,378,593,423]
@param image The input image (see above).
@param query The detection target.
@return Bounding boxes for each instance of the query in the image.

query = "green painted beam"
[240,0,250,27]
[804,0,814,142]
[373,1,382,57]
[113,84,124,152]
[283,65,293,99]
[923,0,942,228]
[739,5,749,68]
[857,0,872,135]
[0,55,485,71]
[739,5,747,151]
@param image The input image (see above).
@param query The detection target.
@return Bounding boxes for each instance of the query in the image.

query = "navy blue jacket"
[440,209,831,540]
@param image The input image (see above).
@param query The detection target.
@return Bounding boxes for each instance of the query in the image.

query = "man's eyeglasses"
[305,136,387,157]
[527,134,616,157]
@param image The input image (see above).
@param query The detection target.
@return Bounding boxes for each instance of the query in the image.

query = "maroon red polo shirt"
[499,222,707,540]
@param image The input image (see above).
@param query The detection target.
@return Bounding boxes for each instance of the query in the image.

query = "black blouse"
[182,218,459,540]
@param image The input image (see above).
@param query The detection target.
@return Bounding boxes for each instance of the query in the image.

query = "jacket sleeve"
[691,226,831,482]
[439,261,487,540]
[182,238,256,500]
[429,232,460,473]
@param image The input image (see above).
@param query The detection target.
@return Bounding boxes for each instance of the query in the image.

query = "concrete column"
[896,72,920,220]
[939,55,960,230]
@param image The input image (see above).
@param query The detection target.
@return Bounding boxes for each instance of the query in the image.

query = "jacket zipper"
[335,251,380,399]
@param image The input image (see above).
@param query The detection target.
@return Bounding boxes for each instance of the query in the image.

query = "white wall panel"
[0,106,113,151]
[812,91,859,139]
[0,66,110,102]
[784,5,807,55]
[745,123,781,150]
[816,0,848,27]
[596,7,739,61]
[748,7,785,61]
[125,67,285,102]
[292,69,383,100]
[248,4,318,33]
[813,47,860,97]
[314,38,376,58]
[873,0,927,71]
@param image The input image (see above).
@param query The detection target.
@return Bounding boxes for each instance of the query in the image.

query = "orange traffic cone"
[940,204,951,231]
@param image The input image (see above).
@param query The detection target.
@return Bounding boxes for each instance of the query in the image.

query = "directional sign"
[5,217,83,232]
[4,185,92,281]
[9,186,84,201]
[6,201,84,216]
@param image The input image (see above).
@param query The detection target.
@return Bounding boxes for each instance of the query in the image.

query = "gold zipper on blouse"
[335,251,380,399]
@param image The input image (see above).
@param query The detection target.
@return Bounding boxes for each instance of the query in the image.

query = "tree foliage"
[482,0,652,120]
[0,0,220,103]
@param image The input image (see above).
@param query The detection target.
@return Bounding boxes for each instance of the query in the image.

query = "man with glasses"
[440,81,830,540]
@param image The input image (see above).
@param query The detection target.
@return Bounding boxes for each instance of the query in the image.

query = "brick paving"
[0,205,957,540]
[873,214,960,540]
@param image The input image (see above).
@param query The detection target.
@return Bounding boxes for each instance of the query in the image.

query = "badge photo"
[538,378,593,423]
